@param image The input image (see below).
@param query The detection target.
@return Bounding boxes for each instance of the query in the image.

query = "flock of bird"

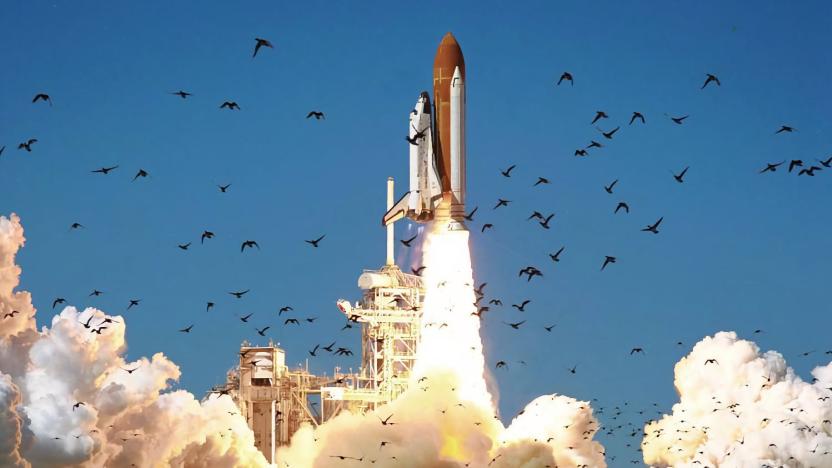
[5,28,831,467]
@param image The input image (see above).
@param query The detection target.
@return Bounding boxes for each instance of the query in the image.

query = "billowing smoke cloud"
[643,331,832,467]
[0,214,269,467]
[277,226,606,467]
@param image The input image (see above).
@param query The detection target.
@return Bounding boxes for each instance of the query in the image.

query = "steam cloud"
[277,227,607,467]
[642,331,832,467]
[0,214,269,467]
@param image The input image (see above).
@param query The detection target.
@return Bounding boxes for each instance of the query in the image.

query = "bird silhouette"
[701,73,720,89]
[533,176,550,186]
[127,299,141,310]
[615,202,629,214]
[179,324,194,333]
[400,235,418,247]
[591,111,608,124]
[256,326,270,336]
[788,160,803,172]
[604,179,618,194]
[305,235,326,248]
[557,72,573,86]
[201,231,214,244]
[52,298,66,309]
[798,166,822,176]
[597,126,620,139]
[549,246,564,262]
[504,320,526,330]
[170,90,191,99]
[642,217,663,234]
[493,199,510,209]
[629,112,645,125]
[775,125,795,134]
[284,318,300,325]
[252,38,273,57]
[463,206,478,221]
[219,101,240,110]
[229,290,250,299]
[500,165,516,177]
[241,240,260,252]
[481,224,493,233]
[32,93,52,105]
[759,161,785,173]
[575,149,588,157]
[91,165,119,175]
[669,115,689,125]
[17,139,37,152]
[512,300,531,312]
[218,184,231,192]
[601,256,617,271]
[306,111,325,120]
[239,313,253,322]
[177,242,191,250]
[673,166,689,183]
[132,169,148,181]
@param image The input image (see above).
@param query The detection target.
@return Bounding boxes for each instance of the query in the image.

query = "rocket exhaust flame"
[277,225,607,467]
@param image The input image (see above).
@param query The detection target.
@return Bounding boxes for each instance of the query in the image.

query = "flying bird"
[52,298,66,309]
[615,202,629,214]
[597,126,620,139]
[575,149,588,157]
[591,111,608,124]
[669,114,689,125]
[463,206,478,221]
[256,326,270,336]
[32,93,52,105]
[239,313,253,322]
[548,247,565,263]
[91,165,119,175]
[170,90,192,99]
[278,306,293,315]
[219,101,240,110]
[306,111,325,120]
[284,318,300,325]
[759,161,785,173]
[481,224,493,233]
[400,235,418,247]
[500,165,516,177]
[539,213,554,229]
[305,235,326,248]
[127,299,141,310]
[229,290,250,299]
[511,300,531,312]
[604,179,618,194]
[241,240,260,252]
[642,217,663,234]
[493,199,510,209]
[798,166,822,176]
[788,159,803,172]
[132,169,148,181]
[218,184,231,192]
[629,112,645,125]
[630,348,645,355]
[587,140,603,149]
[177,242,191,250]
[601,256,617,271]
[557,72,573,86]
[179,324,194,333]
[533,176,550,186]
[89,289,104,297]
[504,320,526,330]
[701,73,720,89]
[69,222,84,230]
[72,402,85,411]
[17,139,37,152]
[673,166,689,183]
[252,37,273,57]
[775,125,795,134]
[201,231,215,243]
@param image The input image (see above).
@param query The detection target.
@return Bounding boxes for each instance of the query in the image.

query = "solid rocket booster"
[383,32,467,227]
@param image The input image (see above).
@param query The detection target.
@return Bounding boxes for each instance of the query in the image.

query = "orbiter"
[382,33,467,229]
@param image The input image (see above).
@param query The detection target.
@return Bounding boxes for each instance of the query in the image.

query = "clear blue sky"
[2,1,830,463]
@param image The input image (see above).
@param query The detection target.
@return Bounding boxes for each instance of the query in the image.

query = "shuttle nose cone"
[434,32,465,78]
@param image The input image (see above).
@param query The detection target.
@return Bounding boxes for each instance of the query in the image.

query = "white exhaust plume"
[0,214,270,467]
[642,331,832,467]
[278,225,606,467]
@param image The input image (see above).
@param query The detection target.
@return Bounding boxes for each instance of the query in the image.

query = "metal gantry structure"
[211,178,426,464]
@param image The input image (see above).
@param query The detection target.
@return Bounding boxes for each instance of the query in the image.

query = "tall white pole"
[386,177,395,266]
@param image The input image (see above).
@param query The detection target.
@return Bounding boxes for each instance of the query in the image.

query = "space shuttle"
[382,33,467,228]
